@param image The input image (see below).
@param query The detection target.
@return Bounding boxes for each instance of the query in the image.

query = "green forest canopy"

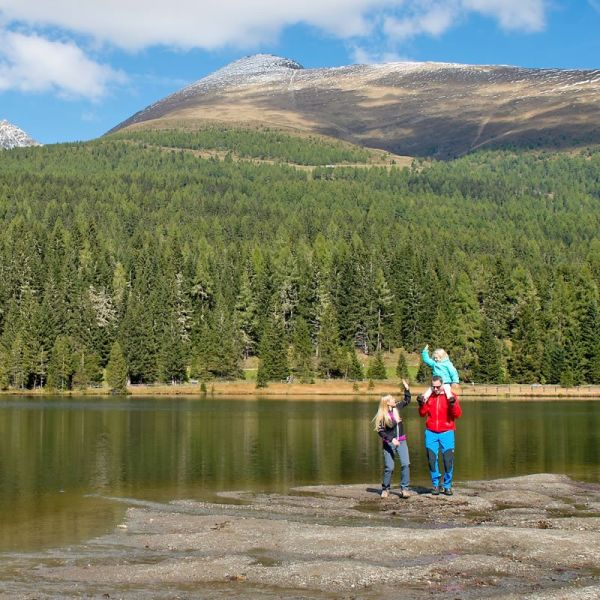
[0,128,599,389]
[111,126,373,165]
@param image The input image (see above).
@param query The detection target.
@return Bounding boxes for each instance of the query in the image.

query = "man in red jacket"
[418,375,462,495]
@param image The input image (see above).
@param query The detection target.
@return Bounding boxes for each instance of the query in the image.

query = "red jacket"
[418,390,462,432]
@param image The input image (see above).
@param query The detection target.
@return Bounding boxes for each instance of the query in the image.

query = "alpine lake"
[0,396,599,553]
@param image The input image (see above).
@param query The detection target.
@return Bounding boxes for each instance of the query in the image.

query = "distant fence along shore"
[3,381,600,398]
[459,383,600,398]
[121,381,600,399]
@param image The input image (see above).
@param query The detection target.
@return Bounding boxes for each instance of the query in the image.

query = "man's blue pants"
[424,429,455,489]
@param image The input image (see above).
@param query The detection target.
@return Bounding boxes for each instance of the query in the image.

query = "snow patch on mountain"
[135,55,304,120]
[190,54,303,92]
[0,120,40,150]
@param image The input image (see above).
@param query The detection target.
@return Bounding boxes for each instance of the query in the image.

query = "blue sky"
[1,0,599,144]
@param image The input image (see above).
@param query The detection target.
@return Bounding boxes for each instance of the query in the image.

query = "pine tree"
[3,287,47,388]
[19,288,41,388]
[579,299,599,383]
[119,290,158,383]
[346,241,378,353]
[333,241,360,347]
[291,317,314,382]
[395,350,409,381]
[39,276,67,359]
[234,268,259,358]
[432,273,479,382]
[0,346,9,390]
[347,348,364,381]
[317,303,344,377]
[372,267,393,351]
[7,333,26,389]
[416,360,430,384]
[255,359,268,388]
[189,319,212,381]
[106,341,128,394]
[560,368,574,388]
[395,248,438,351]
[367,351,387,380]
[190,298,242,380]
[257,317,289,382]
[482,258,515,338]
[509,302,542,383]
[158,320,188,384]
[542,342,565,385]
[47,335,75,390]
[563,329,585,386]
[112,261,128,313]
[251,249,275,338]
[72,346,103,389]
[475,319,503,383]
[589,339,600,384]
[210,307,243,379]
[273,248,300,331]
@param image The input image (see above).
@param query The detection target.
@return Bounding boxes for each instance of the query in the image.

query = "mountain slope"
[0,120,40,150]
[109,54,600,158]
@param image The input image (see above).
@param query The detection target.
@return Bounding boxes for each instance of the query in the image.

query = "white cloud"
[588,0,600,13]
[0,0,550,51]
[0,31,126,98]
[0,0,379,50]
[463,0,546,31]
[384,0,546,41]
[0,0,551,99]
[384,3,458,40]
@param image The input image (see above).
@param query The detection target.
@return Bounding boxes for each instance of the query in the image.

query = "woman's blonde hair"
[432,348,449,362]
[372,394,396,431]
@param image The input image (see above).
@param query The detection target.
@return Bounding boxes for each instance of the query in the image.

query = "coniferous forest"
[0,129,599,390]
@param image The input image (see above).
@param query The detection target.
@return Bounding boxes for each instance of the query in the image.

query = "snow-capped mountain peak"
[109,54,600,158]
[0,120,40,150]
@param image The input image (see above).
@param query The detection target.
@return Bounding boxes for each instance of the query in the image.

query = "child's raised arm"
[421,345,435,368]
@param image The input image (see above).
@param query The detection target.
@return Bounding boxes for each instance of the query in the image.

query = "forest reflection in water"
[0,396,598,551]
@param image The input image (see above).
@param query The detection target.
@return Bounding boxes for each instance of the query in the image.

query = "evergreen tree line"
[0,137,599,390]
[112,126,371,165]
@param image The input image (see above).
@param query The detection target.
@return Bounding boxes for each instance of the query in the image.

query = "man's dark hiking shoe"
[431,486,440,495]
[443,487,453,496]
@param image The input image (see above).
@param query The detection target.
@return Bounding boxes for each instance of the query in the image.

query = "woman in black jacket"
[373,379,411,498]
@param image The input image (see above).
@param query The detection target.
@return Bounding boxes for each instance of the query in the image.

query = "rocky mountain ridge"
[110,54,600,158]
[0,119,40,150]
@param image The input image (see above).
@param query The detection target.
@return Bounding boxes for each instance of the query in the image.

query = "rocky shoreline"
[1,473,599,599]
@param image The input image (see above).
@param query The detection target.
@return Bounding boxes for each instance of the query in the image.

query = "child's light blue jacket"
[421,348,460,384]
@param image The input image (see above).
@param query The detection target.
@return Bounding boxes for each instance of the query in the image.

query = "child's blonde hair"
[432,348,449,362]
[372,394,396,431]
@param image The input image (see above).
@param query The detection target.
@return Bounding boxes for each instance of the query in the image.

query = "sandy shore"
[106,380,600,399]
[2,473,599,599]
[3,379,600,399]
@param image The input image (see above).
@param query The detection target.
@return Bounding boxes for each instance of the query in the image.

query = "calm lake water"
[1,396,599,552]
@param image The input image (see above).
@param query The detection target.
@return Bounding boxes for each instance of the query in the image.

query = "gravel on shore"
[1,473,599,599]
